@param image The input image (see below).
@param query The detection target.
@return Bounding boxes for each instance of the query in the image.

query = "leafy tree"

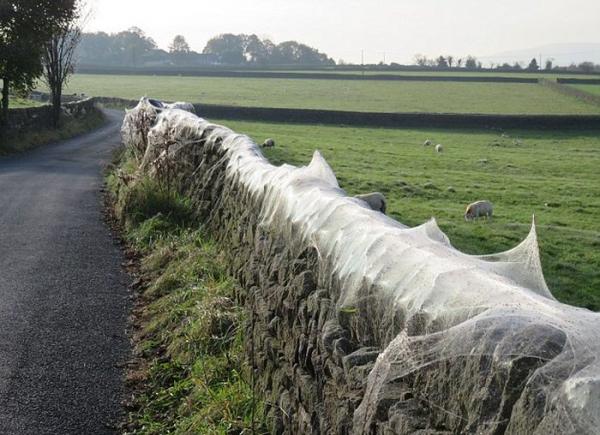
[464,55,478,69]
[169,35,190,54]
[513,61,523,70]
[545,59,553,70]
[203,33,246,65]
[446,55,454,68]
[527,57,539,70]
[578,61,595,73]
[0,0,76,125]
[114,27,156,67]
[202,33,333,66]
[245,34,270,65]
[76,31,114,64]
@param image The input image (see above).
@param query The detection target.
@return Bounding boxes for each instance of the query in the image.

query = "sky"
[85,0,600,65]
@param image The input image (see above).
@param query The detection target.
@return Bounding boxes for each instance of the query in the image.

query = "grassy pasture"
[213,118,600,311]
[57,73,600,115]
[572,84,600,96]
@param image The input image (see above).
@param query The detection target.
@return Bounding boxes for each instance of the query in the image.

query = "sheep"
[423,139,432,146]
[262,138,275,148]
[435,144,444,153]
[464,200,493,221]
[355,192,387,214]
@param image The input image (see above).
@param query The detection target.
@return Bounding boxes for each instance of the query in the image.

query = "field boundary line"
[540,79,600,108]
[92,96,600,130]
[77,68,540,83]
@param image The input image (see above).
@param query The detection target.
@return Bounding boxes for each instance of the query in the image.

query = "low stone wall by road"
[121,98,600,434]
[4,98,100,135]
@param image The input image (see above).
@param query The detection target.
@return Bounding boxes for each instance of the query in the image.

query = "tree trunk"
[1,78,9,129]
[51,83,62,128]
[52,91,62,128]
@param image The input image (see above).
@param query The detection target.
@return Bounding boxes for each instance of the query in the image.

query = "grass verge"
[0,110,106,156]
[106,148,267,434]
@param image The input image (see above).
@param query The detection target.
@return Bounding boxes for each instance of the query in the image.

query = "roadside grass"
[49,73,600,115]
[214,118,600,311]
[107,150,267,434]
[0,110,106,155]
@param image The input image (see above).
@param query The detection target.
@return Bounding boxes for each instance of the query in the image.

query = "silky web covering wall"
[121,98,600,434]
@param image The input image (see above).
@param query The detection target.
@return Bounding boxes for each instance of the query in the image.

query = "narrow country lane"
[0,110,130,434]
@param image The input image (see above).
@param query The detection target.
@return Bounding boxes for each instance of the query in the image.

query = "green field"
[57,73,600,115]
[9,97,44,108]
[211,118,600,311]
[572,84,600,96]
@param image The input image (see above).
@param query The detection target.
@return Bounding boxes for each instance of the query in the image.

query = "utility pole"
[361,49,364,76]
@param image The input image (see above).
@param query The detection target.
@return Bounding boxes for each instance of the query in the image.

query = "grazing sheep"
[435,144,444,153]
[464,200,493,221]
[262,138,275,148]
[355,192,387,214]
[423,139,432,146]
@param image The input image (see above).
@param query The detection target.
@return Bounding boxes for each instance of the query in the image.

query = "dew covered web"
[122,98,600,434]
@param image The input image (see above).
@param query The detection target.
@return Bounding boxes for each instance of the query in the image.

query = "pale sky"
[86,0,600,65]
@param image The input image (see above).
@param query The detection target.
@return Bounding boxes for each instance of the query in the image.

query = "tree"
[527,58,539,71]
[464,55,478,69]
[578,61,595,73]
[42,2,84,126]
[413,54,428,67]
[202,34,333,66]
[169,35,190,54]
[436,56,448,68]
[446,55,454,68]
[545,59,553,70]
[203,33,245,65]
[0,0,77,126]
[114,27,156,67]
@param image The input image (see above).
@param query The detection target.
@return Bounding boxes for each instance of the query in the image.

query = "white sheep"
[423,139,432,146]
[435,144,444,153]
[262,138,275,148]
[465,200,493,221]
[355,192,387,214]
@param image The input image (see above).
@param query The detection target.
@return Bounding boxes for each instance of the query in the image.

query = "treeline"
[412,54,600,73]
[77,28,335,67]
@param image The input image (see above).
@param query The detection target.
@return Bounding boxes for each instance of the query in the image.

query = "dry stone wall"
[3,98,99,135]
[122,98,600,434]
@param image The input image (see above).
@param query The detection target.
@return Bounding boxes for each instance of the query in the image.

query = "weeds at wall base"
[104,148,268,434]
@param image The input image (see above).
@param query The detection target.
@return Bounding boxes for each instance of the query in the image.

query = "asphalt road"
[0,110,130,434]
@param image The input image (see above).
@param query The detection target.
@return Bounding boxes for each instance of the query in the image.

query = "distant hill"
[485,43,600,66]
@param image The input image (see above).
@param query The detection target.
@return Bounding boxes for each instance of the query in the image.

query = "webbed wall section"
[121,98,600,434]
